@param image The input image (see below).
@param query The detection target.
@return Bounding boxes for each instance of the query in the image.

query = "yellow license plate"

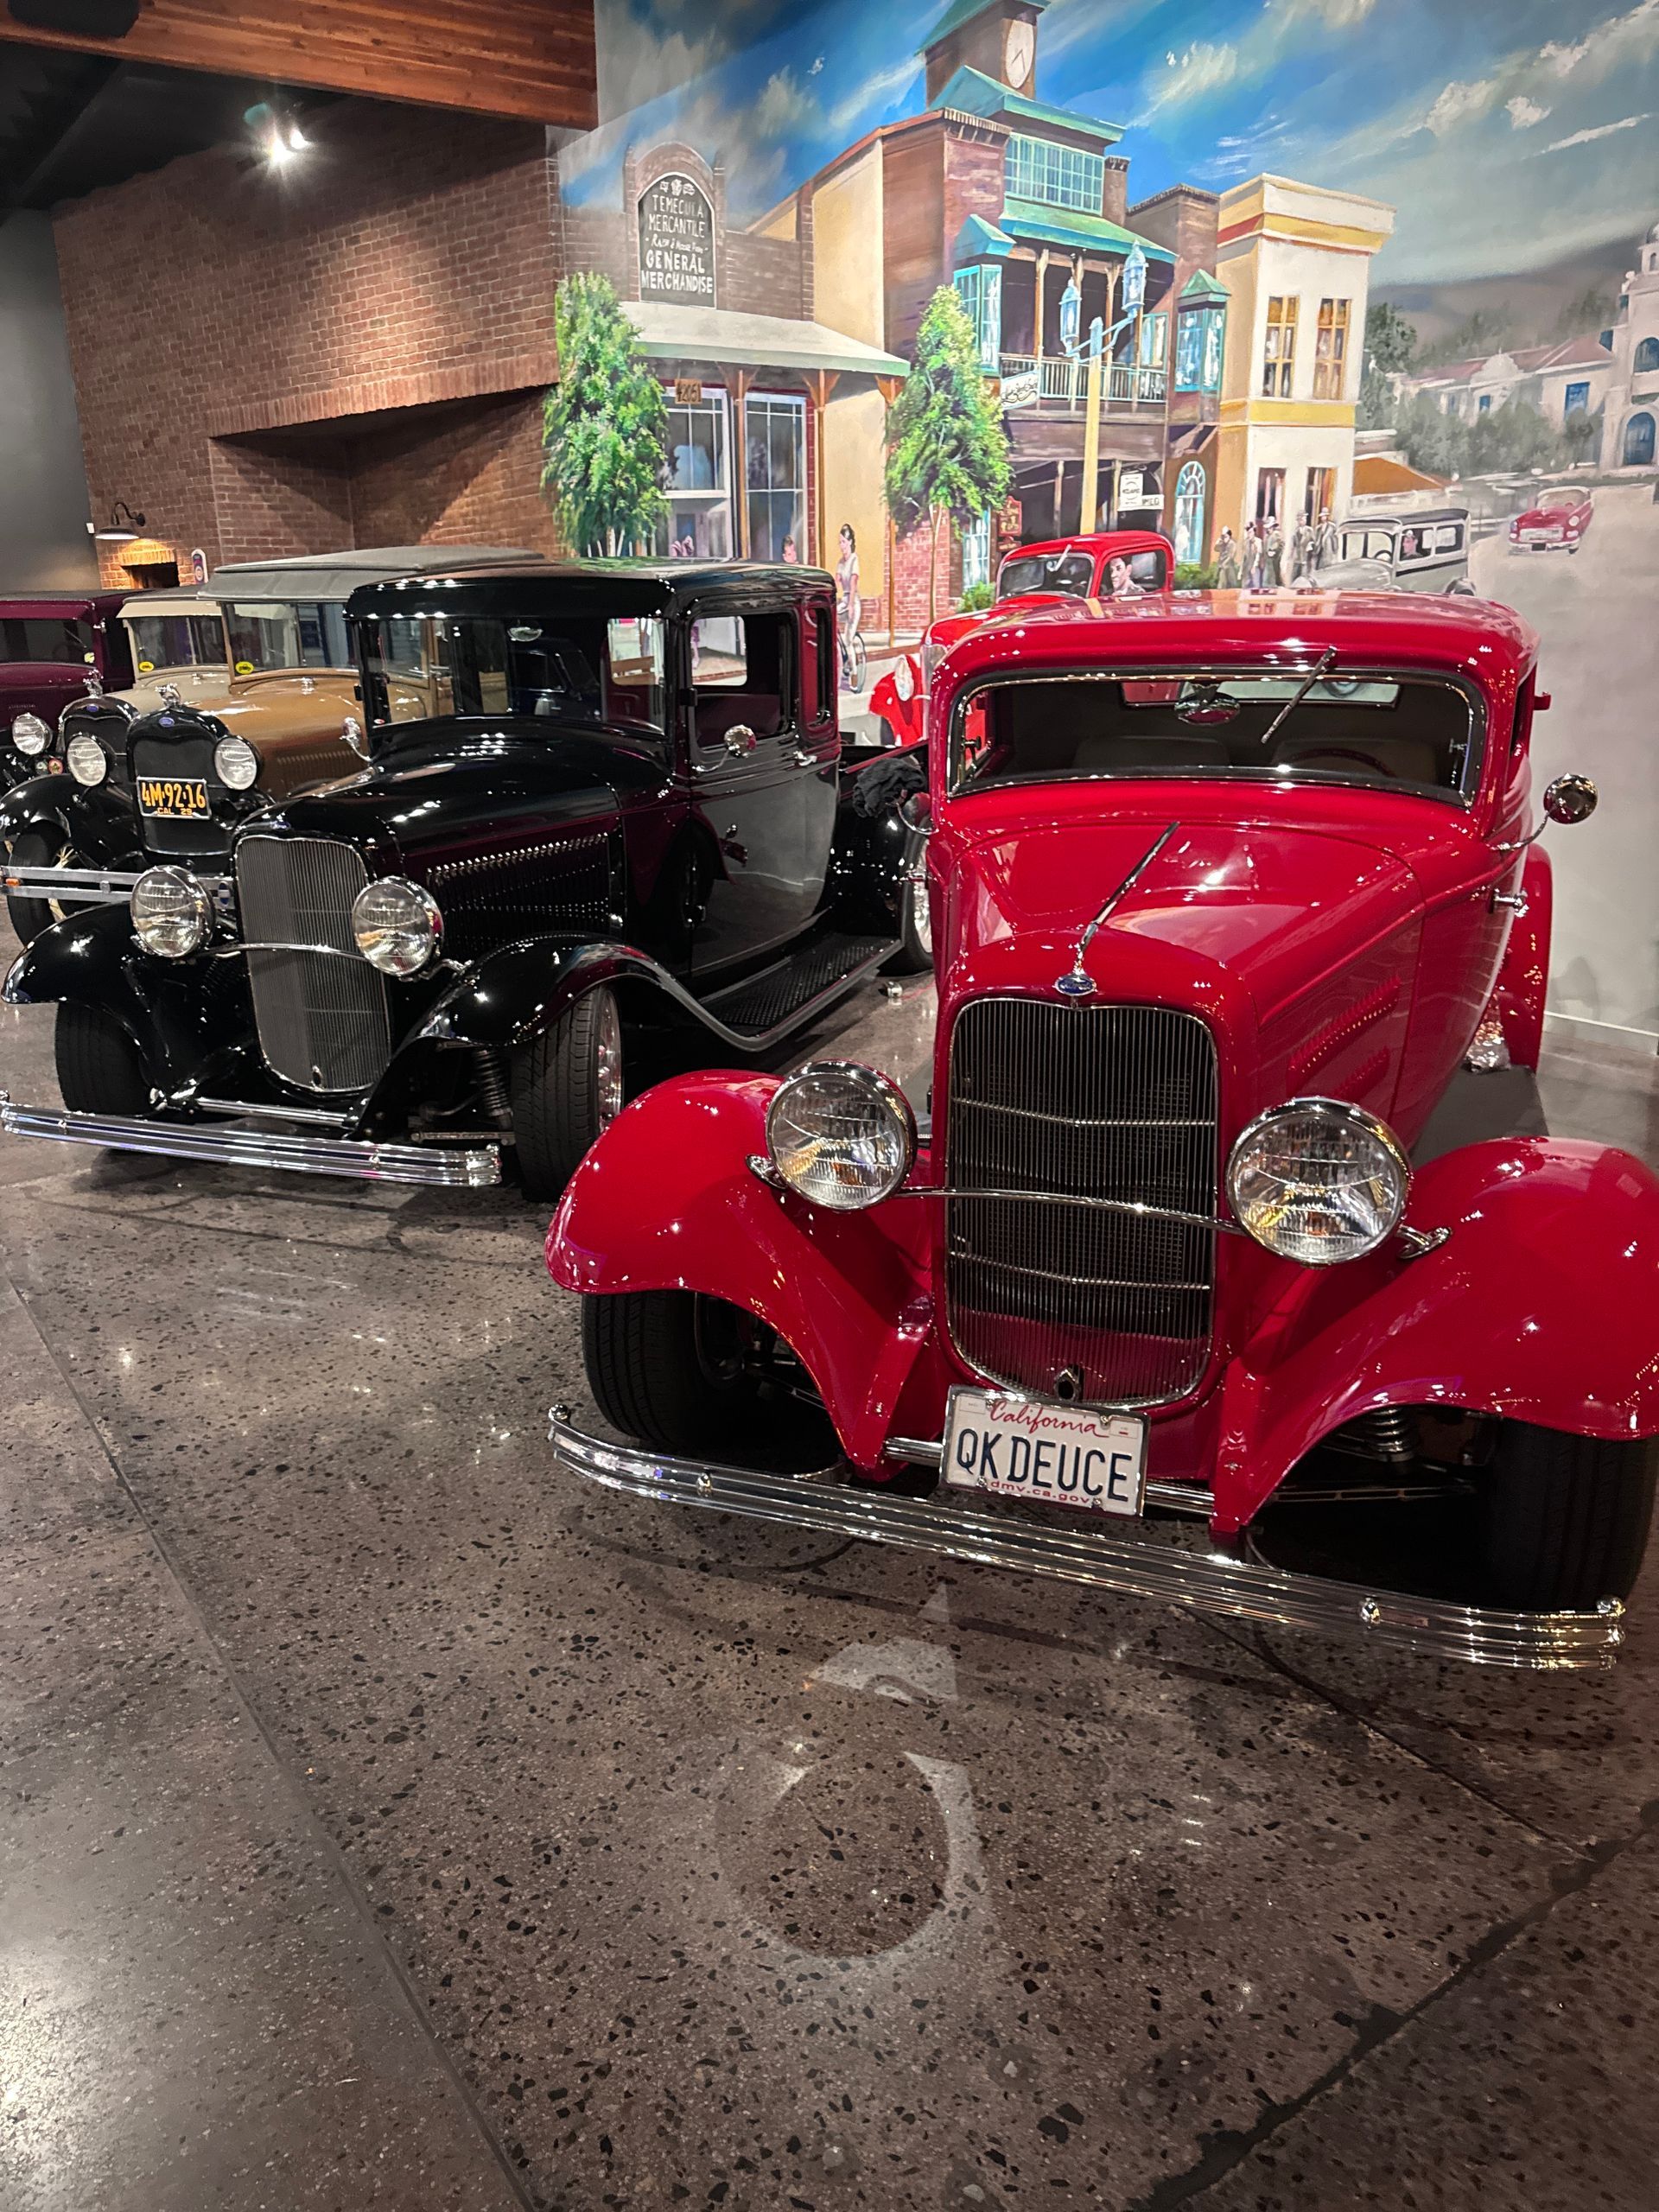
[137,776,210,821]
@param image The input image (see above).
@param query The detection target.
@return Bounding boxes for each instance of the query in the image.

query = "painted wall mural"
[551,0,1659,1038]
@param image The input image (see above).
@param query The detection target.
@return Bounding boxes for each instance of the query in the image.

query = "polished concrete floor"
[2,970,1658,2212]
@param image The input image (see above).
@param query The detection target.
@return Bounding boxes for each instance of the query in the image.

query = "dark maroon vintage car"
[1,591,134,791]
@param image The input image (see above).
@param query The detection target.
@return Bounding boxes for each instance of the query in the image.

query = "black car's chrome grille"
[235,835,391,1095]
[944,1001,1219,1408]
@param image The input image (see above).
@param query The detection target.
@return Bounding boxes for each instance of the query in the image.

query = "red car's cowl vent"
[944,999,1218,1408]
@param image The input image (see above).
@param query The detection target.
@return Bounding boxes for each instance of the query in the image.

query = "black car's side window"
[690,610,796,747]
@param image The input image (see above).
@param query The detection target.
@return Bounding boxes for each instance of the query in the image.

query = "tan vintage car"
[4,546,546,938]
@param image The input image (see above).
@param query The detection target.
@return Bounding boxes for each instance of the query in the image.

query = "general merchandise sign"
[639,174,716,305]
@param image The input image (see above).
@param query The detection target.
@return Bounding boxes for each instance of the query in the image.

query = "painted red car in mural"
[547,591,1656,1670]
[1509,484,1595,554]
[870,530,1175,747]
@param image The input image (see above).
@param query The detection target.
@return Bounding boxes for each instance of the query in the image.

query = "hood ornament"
[1056,823,1179,1000]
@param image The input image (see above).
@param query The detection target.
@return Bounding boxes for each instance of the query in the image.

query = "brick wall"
[891,514,955,632]
[55,97,563,576]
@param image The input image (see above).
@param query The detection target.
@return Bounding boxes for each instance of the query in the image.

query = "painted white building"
[1212,175,1395,545]
[1600,217,1659,469]
[1399,334,1612,430]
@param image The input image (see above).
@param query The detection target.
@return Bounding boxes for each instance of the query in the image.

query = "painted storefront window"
[661,388,731,558]
[954,264,1003,372]
[746,394,806,563]
[1175,307,1225,394]
[1173,461,1206,565]
[1004,135,1104,214]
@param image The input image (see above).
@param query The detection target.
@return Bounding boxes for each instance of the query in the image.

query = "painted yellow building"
[1213,175,1394,552]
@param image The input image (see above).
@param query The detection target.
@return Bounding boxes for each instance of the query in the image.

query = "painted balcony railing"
[999,356,1168,411]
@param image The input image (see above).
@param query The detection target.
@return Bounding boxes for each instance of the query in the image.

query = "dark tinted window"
[951,671,1478,803]
[0,618,94,664]
[411,615,666,733]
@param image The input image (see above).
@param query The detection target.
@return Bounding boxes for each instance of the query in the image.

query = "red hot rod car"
[547,592,1656,1670]
[870,530,1174,749]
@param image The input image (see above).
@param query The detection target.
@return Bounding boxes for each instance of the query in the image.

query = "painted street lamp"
[1059,275,1082,356]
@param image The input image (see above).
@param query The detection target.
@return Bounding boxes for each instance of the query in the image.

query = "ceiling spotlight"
[93,500,146,543]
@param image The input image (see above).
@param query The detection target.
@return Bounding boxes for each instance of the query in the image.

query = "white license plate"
[941,1387,1147,1517]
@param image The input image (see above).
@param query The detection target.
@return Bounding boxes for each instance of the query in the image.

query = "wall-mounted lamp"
[92,501,147,543]
[245,101,310,166]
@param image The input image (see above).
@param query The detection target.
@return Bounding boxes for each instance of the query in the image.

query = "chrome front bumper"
[0,1094,500,1188]
[548,1411,1625,1671]
[3,863,147,905]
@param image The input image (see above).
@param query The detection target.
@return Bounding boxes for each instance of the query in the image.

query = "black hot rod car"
[0,562,928,1198]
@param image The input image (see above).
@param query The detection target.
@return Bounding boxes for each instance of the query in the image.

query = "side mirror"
[899,790,932,834]
[1543,772,1597,825]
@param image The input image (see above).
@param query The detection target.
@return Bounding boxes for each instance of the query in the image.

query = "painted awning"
[1180,269,1229,302]
[988,197,1176,264]
[1353,454,1447,498]
[623,301,907,379]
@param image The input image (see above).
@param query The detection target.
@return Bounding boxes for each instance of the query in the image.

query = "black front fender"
[407,937,756,1058]
[0,773,137,863]
[3,904,244,1094]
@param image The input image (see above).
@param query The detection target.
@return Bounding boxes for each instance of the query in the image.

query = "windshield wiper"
[1258,646,1338,754]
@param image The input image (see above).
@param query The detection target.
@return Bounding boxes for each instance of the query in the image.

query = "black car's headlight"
[1226,1098,1409,1265]
[130,866,212,958]
[66,734,107,786]
[213,735,259,790]
[765,1061,915,1211]
[352,876,442,976]
[10,712,51,758]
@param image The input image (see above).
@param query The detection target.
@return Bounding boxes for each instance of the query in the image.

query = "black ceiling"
[0,44,333,220]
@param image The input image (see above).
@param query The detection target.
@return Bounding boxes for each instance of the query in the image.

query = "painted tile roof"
[932,63,1124,147]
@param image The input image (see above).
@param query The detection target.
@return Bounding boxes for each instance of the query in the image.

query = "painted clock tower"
[923,0,1048,106]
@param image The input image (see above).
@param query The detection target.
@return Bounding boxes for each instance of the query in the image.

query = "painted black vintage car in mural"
[0,562,929,1198]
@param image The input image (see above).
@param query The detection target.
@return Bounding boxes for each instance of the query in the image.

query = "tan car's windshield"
[126,613,227,675]
[226,600,352,674]
[950,671,1480,804]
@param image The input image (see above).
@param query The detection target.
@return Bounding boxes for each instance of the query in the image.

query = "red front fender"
[1215,1137,1659,1530]
[545,1073,932,1467]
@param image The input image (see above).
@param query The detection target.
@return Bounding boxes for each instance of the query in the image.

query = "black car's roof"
[345,559,836,621]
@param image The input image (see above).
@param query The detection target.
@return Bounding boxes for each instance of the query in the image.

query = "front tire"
[509,985,624,1203]
[583,1290,769,1455]
[1478,1421,1657,1609]
[7,827,81,944]
[54,1004,150,1117]
[885,843,933,975]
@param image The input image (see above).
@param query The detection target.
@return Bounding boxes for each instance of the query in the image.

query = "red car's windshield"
[950,670,1481,804]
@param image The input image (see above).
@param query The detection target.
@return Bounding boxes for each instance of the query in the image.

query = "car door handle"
[722,723,757,757]
[785,747,820,769]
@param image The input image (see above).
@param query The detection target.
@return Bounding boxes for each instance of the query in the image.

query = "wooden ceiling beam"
[0,0,597,129]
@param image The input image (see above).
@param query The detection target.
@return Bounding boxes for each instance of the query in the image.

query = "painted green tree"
[885,285,1012,622]
[1357,300,1417,429]
[542,272,669,556]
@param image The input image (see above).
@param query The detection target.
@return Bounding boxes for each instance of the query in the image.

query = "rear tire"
[7,827,80,944]
[1478,1421,1657,1609]
[582,1290,768,1455]
[509,984,624,1204]
[54,1003,150,1117]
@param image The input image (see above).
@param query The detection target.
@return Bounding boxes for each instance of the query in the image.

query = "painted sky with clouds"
[566,0,1659,283]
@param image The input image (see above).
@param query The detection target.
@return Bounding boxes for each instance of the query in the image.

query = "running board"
[547,1411,1624,1671]
[0,1094,500,1188]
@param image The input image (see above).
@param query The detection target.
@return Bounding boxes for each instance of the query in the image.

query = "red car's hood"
[941,790,1452,1029]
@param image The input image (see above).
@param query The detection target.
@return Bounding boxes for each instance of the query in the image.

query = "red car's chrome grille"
[944,1000,1218,1409]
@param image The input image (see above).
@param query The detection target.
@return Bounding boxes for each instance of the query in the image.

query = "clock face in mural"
[1005,19,1034,88]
